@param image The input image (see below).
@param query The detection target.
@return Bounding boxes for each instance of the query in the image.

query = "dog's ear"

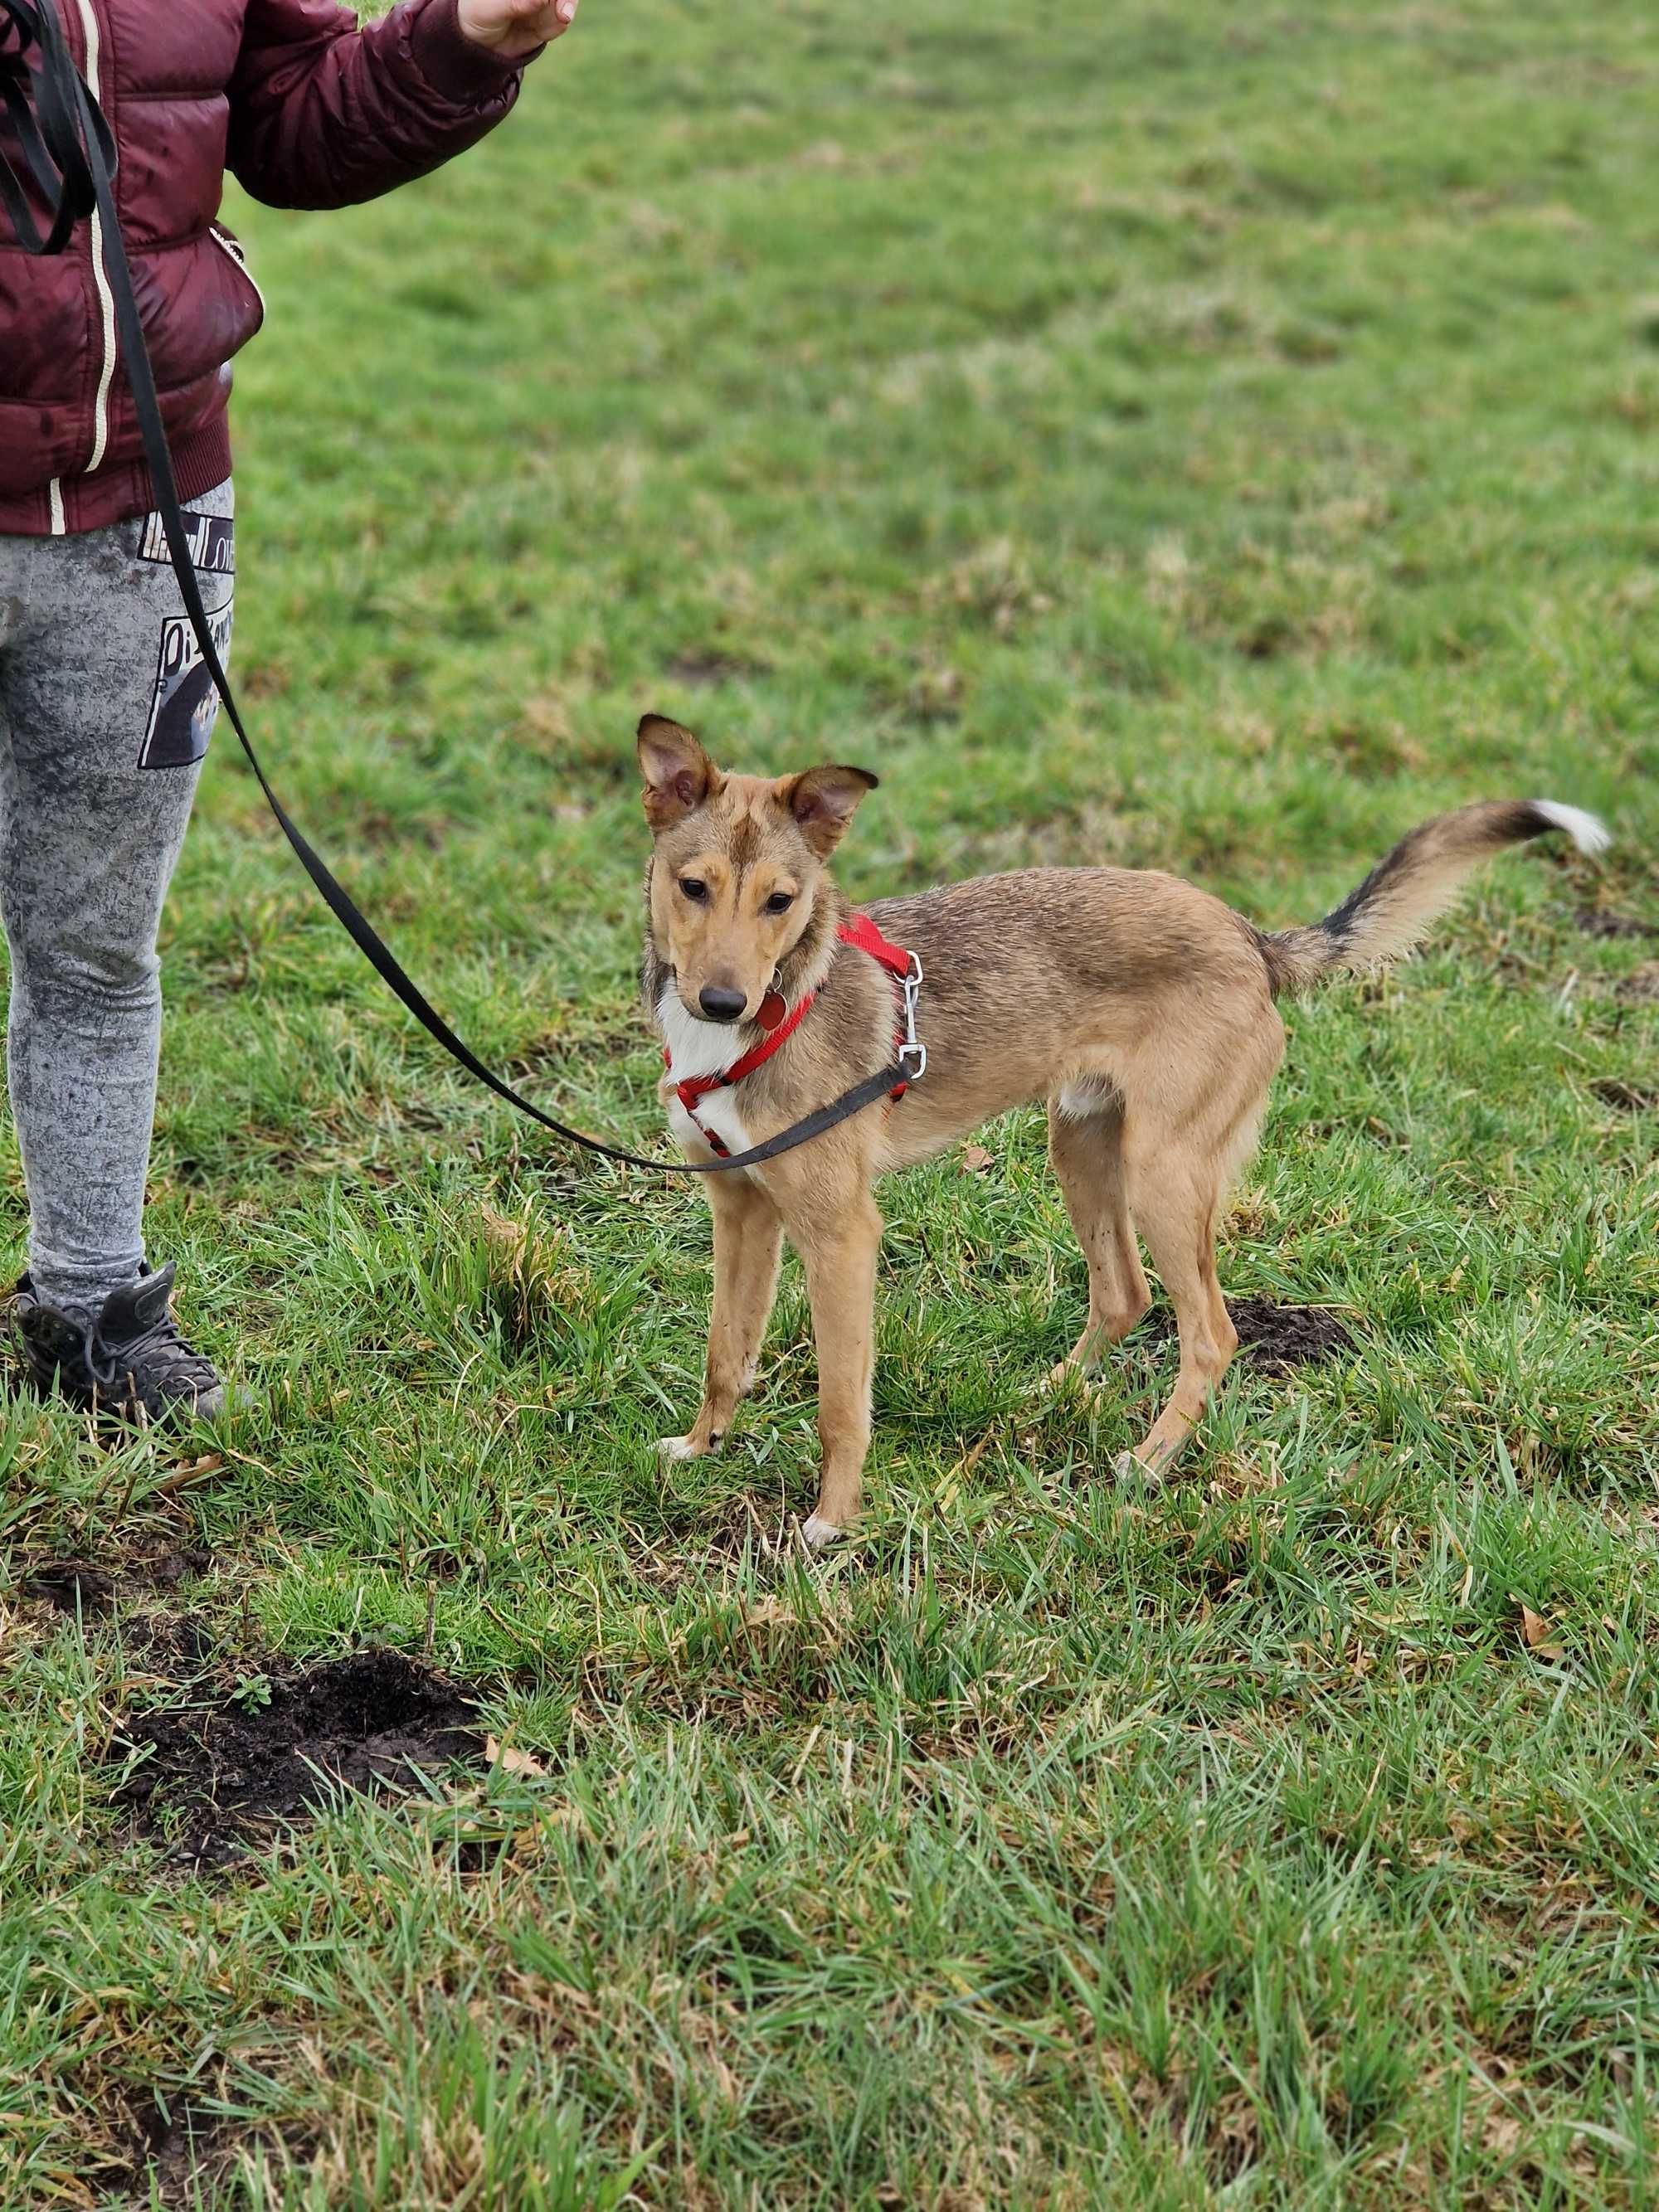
[781,764,879,858]
[637,714,718,829]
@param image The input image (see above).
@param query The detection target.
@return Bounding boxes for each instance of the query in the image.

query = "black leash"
[0,0,919,1176]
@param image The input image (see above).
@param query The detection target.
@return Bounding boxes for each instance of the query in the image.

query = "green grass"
[4,0,1659,2202]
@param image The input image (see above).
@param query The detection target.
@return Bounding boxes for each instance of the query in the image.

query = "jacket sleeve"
[226,0,535,211]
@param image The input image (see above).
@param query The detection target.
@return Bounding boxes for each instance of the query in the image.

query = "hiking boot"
[11,1262,226,1422]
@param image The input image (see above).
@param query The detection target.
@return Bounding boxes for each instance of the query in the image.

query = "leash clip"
[898,949,927,1082]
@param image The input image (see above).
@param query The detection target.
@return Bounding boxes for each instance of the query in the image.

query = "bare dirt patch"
[1149,1295,1356,1373]
[112,2093,236,2212]
[1574,907,1657,942]
[1591,1077,1657,1113]
[113,1650,486,1869]
[664,649,771,688]
[23,1559,117,1615]
[17,1546,212,1618]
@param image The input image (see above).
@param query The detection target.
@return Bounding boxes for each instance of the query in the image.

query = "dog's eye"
[678,877,708,903]
[763,890,795,915]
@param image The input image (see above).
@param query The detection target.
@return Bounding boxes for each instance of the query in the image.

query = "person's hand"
[456,0,579,60]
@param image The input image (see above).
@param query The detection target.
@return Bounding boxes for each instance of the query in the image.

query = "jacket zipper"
[48,0,118,532]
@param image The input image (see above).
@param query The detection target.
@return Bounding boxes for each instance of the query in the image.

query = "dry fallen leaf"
[961,1144,994,1174]
[1483,2107,1525,2158]
[484,1735,547,1779]
[1518,1605,1565,1660]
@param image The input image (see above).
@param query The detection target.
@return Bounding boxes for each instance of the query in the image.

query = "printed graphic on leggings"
[139,510,235,577]
[137,505,235,769]
[140,595,234,770]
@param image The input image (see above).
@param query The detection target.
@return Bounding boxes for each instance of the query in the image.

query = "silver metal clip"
[898,949,927,1081]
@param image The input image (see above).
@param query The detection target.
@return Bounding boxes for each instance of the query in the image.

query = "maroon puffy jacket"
[0,0,532,536]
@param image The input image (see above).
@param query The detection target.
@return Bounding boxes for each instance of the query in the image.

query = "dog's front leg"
[795,1196,883,1548]
[660,1175,783,1461]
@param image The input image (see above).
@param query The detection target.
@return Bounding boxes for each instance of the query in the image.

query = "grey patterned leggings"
[0,480,233,1318]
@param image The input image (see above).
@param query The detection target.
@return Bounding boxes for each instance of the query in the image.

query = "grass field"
[4,0,1659,2203]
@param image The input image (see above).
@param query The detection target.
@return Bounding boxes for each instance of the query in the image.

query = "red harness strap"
[836,909,912,980]
[666,913,915,1157]
[843,912,918,1106]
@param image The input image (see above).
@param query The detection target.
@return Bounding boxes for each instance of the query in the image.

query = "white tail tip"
[1530,800,1611,857]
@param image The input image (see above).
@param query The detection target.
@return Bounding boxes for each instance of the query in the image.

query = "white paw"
[800,1512,844,1552]
[1114,1451,1160,1485]
[658,1434,698,1462]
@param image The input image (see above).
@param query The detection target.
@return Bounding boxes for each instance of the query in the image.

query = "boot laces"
[81,1305,217,1401]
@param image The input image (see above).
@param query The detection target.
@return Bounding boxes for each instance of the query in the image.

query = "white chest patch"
[667,1091,755,1159]
[658,989,756,1162]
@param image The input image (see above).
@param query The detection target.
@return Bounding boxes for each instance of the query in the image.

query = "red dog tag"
[755,988,788,1031]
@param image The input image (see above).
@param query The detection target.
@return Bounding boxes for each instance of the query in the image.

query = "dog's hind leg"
[1046,1087,1151,1381]
[1114,997,1282,1477]
[1117,1147,1238,1479]
[660,1177,783,1461]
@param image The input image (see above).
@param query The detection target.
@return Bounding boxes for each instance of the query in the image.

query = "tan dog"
[637,712,1607,1547]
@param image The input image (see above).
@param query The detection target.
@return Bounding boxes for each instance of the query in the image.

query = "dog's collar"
[666,913,918,1155]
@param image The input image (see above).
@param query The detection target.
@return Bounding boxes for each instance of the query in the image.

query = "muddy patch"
[1574,907,1657,942]
[16,1546,212,1621]
[1592,1077,1657,1113]
[1228,1296,1357,1371]
[664,649,771,688]
[15,1557,214,1627]
[23,1559,117,1616]
[1148,1295,1356,1374]
[1617,961,1659,1005]
[114,1650,486,1869]
[113,2093,235,2212]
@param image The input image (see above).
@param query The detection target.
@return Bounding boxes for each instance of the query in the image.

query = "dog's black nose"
[698,984,747,1023]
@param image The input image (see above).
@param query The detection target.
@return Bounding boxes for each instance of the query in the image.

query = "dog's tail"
[1256,799,1609,998]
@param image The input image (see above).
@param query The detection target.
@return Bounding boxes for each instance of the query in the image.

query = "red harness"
[667,913,916,1159]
